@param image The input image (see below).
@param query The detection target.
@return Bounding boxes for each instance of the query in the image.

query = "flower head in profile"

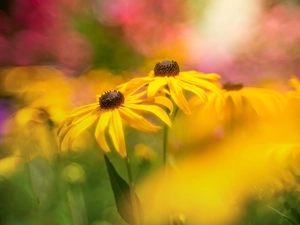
[57,88,172,158]
[119,60,222,115]
[191,82,287,121]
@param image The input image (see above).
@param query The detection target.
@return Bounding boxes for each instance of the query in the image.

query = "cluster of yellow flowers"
[57,60,222,157]
[57,60,297,161]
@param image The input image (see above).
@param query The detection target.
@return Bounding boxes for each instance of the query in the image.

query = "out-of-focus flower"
[198,4,300,86]
[0,0,92,71]
[68,69,125,106]
[191,82,287,121]
[0,66,74,160]
[119,60,222,115]
[58,89,172,158]
[12,30,48,66]
[49,32,93,72]
[8,67,73,124]
[137,117,300,225]
[94,0,188,55]
[134,143,157,161]
[267,144,300,177]
[173,82,288,148]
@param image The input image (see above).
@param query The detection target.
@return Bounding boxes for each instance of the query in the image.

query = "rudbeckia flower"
[191,82,287,121]
[57,88,172,158]
[119,60,222,115]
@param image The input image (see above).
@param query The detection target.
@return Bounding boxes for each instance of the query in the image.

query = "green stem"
[163,105,179,168]
[162,105,179,225]
[125,156,140,225]
[162,122,169,169]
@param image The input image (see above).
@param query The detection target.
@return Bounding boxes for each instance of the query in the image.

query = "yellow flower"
[57,88,172,158]
[119,60,222,114]
[191,82,287,121]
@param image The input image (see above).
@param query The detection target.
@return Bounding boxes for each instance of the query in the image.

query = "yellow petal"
[153,96,173,115]
[147,77,168,99]
[57,106,98,135]
[118,77,152,96]
[176,79,208,103]
[181,71,221,81]
[243,88,286,116]
[109,110,127,158]
[58,108,98,136]
[95,112,112,152]
[119,107,161,132]
[124,103,171,127]
[214,93,226,118]
[168,77,191,115]
[177,74,222,94]
[126,90,147,101]
[227,92,243,115]
[60,114,98,151]
[70,103,99,117]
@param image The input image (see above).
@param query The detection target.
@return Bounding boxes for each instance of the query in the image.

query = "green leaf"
[104,155,143,225]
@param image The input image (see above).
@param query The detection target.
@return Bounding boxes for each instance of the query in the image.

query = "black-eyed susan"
[191,82,287,121]
[118,60,222,115]
[57,88,172,158]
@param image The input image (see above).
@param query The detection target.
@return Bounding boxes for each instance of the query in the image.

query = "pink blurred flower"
[187,4,300,86]
[49,32,93,71]
[0,35,12,64]
[12,30,48,65]
[0,0,92,71]
[95,0,188,55]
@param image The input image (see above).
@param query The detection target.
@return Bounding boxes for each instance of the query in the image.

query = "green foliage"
[104,154,143,225]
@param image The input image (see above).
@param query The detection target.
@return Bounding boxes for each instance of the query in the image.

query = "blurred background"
[0,0,300,224]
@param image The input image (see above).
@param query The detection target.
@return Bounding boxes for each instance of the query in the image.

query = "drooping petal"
[60,114,98,151]
[126,90,147,102]
[180,71,221,81]
[108,110,127,158]
[189,95,205,110]
[147,77,168,99]
[57,106,98,135]
[124,103,171,127]
[118,107,161,132]
[70,108,99,124]
[70,103,99,117]
[95,112,112,152]
[153,96,173,115]
[226,92,243,115]
[176,79,208,103]
[118,77,152,96]
[168,77,191,115]
[213,93,226,118]
[177,74,222,94]
[57,117,72,136]
[243,88,286,116]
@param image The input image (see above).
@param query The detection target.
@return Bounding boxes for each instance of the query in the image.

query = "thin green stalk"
[162,122,169,169]
[162,105,179,225]
[125,156,140,225]
[162,105,179,168]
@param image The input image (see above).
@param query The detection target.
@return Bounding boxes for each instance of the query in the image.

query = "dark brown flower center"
[222,82,243,91]
[154,60,180,77]
[99,90,124,110]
